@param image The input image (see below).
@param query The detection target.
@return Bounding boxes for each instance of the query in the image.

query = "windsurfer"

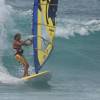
[13,33,32,77]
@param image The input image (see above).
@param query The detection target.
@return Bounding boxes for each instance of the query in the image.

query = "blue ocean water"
[0,0,100,100]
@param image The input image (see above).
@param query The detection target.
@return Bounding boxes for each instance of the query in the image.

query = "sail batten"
[32,0,58,73]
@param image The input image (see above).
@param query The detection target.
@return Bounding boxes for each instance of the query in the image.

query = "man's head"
[14,33,21,40]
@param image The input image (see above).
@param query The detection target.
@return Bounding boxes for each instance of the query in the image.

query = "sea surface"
[0,0,100,100]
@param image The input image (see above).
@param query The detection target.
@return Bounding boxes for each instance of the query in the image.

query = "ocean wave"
[0,0,100,84]
[0,0,23,84]
[6,0,33,10]
[0,69,23,84]
[12,9,100,39]
[56,18,100,39]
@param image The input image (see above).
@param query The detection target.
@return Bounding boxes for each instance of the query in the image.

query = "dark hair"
[14,33,21,40]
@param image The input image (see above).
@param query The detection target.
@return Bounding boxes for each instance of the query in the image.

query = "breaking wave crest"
[56,18,100,39]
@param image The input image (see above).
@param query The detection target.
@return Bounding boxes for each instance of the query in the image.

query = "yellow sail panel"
[41,0,55,41]
[37,9,43,65]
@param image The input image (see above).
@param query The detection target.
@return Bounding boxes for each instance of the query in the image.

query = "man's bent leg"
[23,63,29,77]
[15,54,29,77]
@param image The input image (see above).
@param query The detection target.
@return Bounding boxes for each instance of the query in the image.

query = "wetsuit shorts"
[15,54,27,65]
[14,49,27,65]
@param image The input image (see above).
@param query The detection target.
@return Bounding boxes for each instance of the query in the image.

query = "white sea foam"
[0,0,24,84]
[0,71,23,84]
[56,18,100,39]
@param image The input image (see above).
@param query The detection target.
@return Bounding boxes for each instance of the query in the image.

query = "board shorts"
[15,54,27,65]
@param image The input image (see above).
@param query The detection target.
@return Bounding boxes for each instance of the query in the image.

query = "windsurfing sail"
[32,0,58,73]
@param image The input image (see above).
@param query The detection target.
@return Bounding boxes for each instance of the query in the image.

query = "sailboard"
[22,0,58,81]
[22,71,51,81]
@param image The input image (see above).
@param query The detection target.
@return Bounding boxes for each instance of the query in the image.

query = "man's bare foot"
[23,74,30,77]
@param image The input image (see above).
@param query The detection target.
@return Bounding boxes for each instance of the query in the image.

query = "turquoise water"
[0,0,100,100]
